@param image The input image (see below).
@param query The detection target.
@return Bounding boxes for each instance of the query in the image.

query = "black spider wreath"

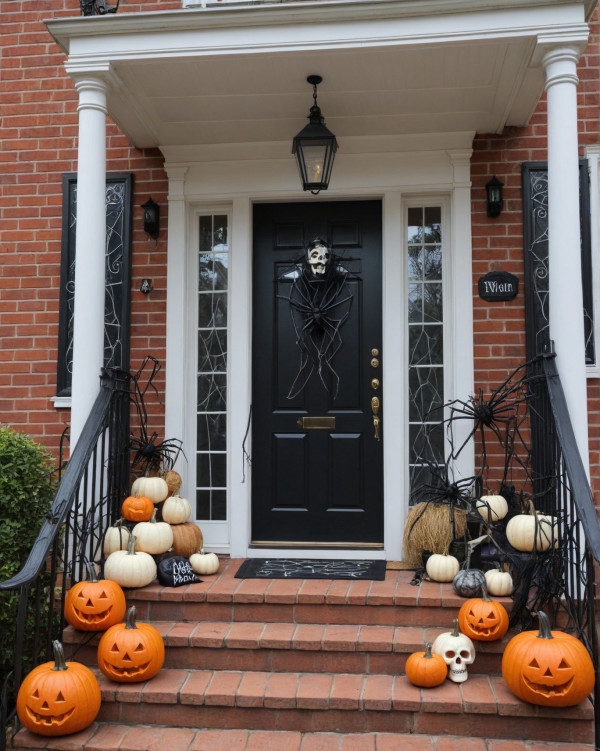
[278,238,354,399]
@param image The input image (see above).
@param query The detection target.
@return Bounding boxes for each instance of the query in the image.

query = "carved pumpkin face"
[457,588,509,642]
[502,612,595,707]
[64,573,126,632]
[97,606,164,683]
[16,641,101,736]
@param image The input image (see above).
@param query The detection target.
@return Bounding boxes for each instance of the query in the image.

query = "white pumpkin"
[103,520,131,557]
[426,553,460,582]
[104,535,157,588]
[161,494,192,525]
[506,512,556,552]
[474,494,508,523]
[484,568,514,597]
[189,550,220,576]
[131,476,169,504]
[132,509,174,555]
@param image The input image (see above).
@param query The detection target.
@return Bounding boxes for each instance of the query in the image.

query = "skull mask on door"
[307,238,330,275]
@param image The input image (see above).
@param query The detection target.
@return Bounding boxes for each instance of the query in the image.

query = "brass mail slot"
[297,416,336,430]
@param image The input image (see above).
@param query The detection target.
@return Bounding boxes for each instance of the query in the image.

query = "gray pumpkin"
[452,566,487,597]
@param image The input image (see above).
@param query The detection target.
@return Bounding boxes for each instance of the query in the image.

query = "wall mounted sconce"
[292,75,338,195]
[141,197,160,239]
[140,279,153,295]
[485,176,504,218]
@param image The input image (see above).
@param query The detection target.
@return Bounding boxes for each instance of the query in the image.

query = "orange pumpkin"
[97,605,165,683]
[170,522,203,557]
[121,494,154,522]
[405,642,448,687]
[16,641,101,736]
[64,561,126,632]
[502,611,594,707]
[457,581,509,642]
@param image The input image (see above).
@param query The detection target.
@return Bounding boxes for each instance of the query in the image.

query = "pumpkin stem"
[125,605,138,630]
[536,611,554,640]
[51,640,69,671]
[424,642,434,658]
[451,618,461,637]
[480,579,493,602]
[149,509,157,523]
[127,534,137,556]
[84,560,99,584]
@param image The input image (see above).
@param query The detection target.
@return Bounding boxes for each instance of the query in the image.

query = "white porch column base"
[70,77,108,447]
[543,46,590,476]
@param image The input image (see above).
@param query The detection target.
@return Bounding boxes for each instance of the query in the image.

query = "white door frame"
[163,137,474,559]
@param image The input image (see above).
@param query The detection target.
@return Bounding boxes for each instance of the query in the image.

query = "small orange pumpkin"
[97,605,165,683]
[457,580,509,642]
[405,642,448,687]
[16,640,101,736]
[502,611,594,707]
[121,494,154,522]
[64,560,126,632]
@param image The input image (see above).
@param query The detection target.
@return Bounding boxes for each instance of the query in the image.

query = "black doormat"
[234,558,386,580]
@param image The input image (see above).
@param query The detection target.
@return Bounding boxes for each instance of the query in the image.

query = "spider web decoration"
[128,355,184,476]
[278,250,354,399]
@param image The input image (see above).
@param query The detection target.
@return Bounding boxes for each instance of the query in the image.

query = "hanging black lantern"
[485,175,504,218]
[292,75,338,195]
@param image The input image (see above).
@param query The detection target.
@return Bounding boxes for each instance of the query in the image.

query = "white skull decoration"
[431,620,475,683]
[307,243,329,275]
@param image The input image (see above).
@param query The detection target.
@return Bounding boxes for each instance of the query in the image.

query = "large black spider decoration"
[128,356,185,475]
[423,360,534,483]
[278,238,354,399]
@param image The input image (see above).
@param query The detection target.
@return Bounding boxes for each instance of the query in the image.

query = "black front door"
[251,200,383,545]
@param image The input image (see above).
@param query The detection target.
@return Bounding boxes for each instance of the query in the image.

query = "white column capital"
[542,46,581,90]
[74,76,109,113]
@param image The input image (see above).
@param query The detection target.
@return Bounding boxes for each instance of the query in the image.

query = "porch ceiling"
[46,0,592,151]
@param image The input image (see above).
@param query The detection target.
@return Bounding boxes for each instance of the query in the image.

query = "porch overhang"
[45,0,591,154]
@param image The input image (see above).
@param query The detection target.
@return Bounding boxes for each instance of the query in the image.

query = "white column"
[164,165,189,470]
[448,149,474,483]
[543,46,590,474]
[70,77,108,447]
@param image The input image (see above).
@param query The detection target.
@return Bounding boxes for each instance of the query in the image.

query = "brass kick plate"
[297,416,336,429]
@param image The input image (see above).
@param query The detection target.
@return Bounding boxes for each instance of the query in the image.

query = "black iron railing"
[0,368,130,750]
[527,353,600,750]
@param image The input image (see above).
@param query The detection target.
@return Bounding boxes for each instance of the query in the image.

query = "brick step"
[10,724,597,751]
[63,620,509,676]
[30,667,595,743]
[118,561,512,629]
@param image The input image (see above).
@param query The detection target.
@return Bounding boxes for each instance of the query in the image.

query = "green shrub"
[0,426,56,688]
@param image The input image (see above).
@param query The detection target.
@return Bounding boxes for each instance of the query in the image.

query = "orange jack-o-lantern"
[502,611,594,707]
[64,561,126,632]
[97,605,164,683]
[121,494,154,522]
[16,641,101,736]
[457,581,509,642]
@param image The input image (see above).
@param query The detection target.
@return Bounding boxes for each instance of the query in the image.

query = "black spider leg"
[282,280,319,398]
[129,356,162,446]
